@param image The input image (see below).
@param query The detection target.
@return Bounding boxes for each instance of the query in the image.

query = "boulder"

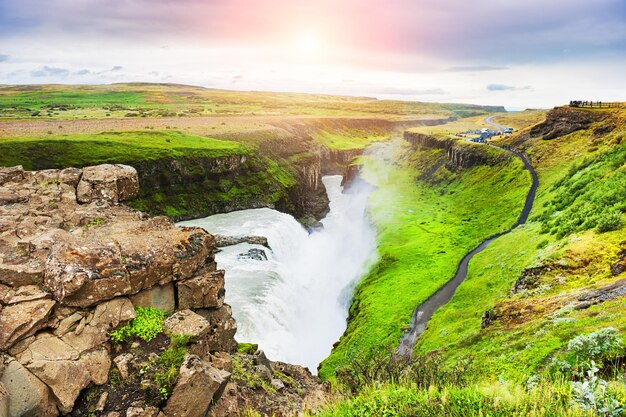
[162,354,230,417]
[0,298,56,349]
[23,347,111,414]
[0,357,58,417]
[130,283,175,313]
[76,164,139,204]
[113,353,134,380]
[0,166,24,185]
[163,310,210,339]
[126,406,160,417]
[176,271,225,310]
[44,242,131,307]
[60,297,134,353]
[197,305,237,353]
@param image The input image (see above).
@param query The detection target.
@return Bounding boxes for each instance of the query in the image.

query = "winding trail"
[397,142,538,356]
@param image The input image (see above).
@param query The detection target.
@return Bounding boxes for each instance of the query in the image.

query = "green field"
[0,130,247,169]
[0,83,505,120]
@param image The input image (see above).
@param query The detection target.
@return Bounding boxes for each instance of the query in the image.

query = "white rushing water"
[178,175,377,371]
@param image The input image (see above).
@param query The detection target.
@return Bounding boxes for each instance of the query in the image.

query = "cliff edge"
[0,164,325,417]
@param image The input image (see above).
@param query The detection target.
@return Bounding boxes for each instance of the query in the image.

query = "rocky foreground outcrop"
[0,164,325,416]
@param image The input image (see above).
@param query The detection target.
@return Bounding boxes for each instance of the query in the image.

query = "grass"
[0,130,247,170]
[318,139,530,378]
[314,131,389,150]
[0,83,505,120]
[316,380,610,417]
[414,107,626,381]
[539,144,626,237]
[493,110,548,130]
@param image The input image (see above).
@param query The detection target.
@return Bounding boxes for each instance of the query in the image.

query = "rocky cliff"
[0,164,325,417]
[404,131,502,168]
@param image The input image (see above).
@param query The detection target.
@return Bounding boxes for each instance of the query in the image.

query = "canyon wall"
[0,164,324,417]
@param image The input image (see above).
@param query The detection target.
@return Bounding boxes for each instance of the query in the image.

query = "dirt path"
[397,147,538,356]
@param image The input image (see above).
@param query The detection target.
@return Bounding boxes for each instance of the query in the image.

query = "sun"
[294,32,322,58]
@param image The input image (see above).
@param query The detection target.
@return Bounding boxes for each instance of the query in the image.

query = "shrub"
[336,345,473,393]
[110,306,167,343]
[596,211,623,233]
[567,328,623,366]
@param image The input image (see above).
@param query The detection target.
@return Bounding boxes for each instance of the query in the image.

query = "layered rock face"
[404,131,499,168]
[530,106,605,140]
[0,164,325,416]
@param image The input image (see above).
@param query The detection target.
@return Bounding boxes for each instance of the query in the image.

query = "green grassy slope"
[318,139,530,378]
[315,107,626,416]
[416,106,626,380]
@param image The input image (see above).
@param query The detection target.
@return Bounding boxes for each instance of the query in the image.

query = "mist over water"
[179,175,377,371]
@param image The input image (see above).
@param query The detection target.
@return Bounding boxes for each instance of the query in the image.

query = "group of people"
[569,100,604,107]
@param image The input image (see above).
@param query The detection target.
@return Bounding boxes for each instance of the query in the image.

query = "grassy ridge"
[318,140,530,378]
[0,130,247,169]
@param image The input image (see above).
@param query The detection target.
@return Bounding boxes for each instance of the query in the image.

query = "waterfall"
[178,175,377,371]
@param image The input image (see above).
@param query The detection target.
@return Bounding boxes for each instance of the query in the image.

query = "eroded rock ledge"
[0,164,325,417]
[404,131,498,168]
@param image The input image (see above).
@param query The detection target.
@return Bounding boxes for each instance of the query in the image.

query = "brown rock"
[0,187,27,205]
[76,164,139,204]
[0,357,58,417]
[127,406,160,417]
[61,297,134,353]
[113,353,134,380]
[199,305,237,353]
[3,285,50,304]
[163,354,230,417]
[163,310,210,339]
[177,271,225,310]
[0,298,56,349]
[24,347,111,414]
[130,283,175,313]
[0,261,43,288]
[0,166,25,185]
[44,242,131,307]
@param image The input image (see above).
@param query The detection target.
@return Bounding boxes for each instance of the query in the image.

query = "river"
[178,175,377,371]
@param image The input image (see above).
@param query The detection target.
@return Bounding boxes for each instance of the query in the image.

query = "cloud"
[31,65,69,77]
[232,74,243,83]
[375,87,447,95]
[486,84,531,92]
[111,65,123,71]
[446,65,508,72]
[74,69,91,75]
[0,54,9,62]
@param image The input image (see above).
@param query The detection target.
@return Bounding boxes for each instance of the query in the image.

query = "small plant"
[571,364,623,416]
[567,327,623,371]
[154,337,190,401]
[85,218,105,228]
[110,306,167,343]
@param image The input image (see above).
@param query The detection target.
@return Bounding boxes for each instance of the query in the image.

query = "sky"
[0,0,625,109]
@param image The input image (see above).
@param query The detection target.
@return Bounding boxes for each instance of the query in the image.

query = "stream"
[178,175,378,371]
[397,149,539,355]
